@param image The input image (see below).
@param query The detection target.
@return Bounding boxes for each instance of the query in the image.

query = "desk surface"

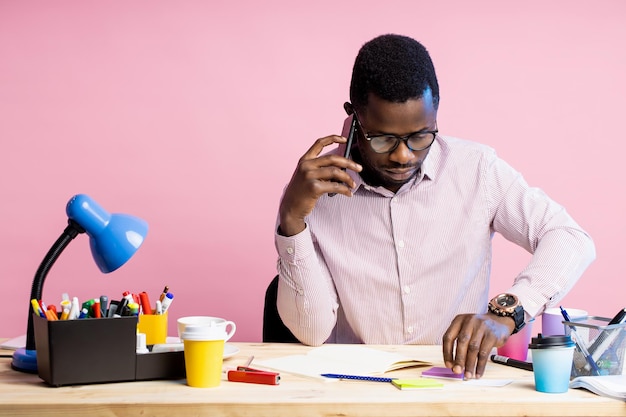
[1,342,624,417]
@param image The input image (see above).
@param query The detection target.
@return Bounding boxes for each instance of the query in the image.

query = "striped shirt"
[275,136,595,346]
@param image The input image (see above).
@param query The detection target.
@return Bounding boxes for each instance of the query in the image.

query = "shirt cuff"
[275,224,316,262]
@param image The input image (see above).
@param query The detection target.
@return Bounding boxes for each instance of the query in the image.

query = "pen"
[159,286,169,303]
[560,306,600,375]
[320,373,396,383]
[490,354,533,371]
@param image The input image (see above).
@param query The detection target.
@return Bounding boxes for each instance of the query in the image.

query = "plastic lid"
[528,333,575,349]
[181,324,227,341]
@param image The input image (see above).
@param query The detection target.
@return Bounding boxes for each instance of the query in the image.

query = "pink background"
[1,1,625,342]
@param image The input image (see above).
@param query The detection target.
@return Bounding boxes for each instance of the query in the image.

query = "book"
[569,375,626,401]
[255,345,430,380]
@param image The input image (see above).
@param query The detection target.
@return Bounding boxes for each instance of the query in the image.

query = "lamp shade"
[66,194,148,273]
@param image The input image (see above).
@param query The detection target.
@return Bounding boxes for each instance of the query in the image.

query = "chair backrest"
[262,275,299,343]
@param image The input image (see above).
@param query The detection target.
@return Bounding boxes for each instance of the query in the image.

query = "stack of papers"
[569,375,626,401]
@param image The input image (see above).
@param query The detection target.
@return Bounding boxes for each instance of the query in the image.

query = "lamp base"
[11,348,38,373]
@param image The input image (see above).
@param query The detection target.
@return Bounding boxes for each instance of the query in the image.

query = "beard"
[351,145,422,192]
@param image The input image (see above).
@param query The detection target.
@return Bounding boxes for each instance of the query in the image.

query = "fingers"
[278,135,362,236]
[442,314,502,379]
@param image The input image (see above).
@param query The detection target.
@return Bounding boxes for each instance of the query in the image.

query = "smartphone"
[337,114,357,160]
[329,115,357,196]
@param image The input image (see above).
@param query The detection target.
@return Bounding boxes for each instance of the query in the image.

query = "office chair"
[262,275,299,343]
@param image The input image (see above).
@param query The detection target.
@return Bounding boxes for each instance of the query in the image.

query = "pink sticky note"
[421,367,464,379]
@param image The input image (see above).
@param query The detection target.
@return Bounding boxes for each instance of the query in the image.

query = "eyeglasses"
[354,113,437,154]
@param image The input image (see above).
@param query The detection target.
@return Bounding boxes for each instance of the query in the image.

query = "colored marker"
[31,299,45,318]
[78,308,89,319]
[60,306,70,320]
[139,291,152,314]
[155,300,163,315]
[93,299,101,318]
[99,295,108,316]
[69,297,80,320]
[160,292,174,313]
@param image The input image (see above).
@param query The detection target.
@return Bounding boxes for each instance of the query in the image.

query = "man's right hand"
[278,135,362,237]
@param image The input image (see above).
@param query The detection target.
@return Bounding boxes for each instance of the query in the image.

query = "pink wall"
[1,1,625,342]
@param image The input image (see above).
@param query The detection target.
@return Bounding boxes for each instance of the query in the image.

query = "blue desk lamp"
[11,194,148,373]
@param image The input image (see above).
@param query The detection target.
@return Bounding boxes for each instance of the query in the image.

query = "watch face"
[497,294,517,307]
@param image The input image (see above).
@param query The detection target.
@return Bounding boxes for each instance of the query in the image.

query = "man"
[274,34,595,379]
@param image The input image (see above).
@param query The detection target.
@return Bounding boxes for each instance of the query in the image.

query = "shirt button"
[407,326,414,334]
[403,286,411,294]
[398,240,405,248]
[286,247,294,254]
[297,288,304,295]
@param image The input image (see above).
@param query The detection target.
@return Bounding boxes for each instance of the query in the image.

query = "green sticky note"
[392,378,444,390]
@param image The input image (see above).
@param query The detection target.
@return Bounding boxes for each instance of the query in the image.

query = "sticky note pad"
[392,379,444,390]
[421,366,464,380]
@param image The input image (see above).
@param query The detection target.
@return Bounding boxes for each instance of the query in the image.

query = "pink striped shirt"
[275,136,595,346]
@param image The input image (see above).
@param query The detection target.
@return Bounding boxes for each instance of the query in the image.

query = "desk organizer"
[33,314,185,386]
[563,315,626,377]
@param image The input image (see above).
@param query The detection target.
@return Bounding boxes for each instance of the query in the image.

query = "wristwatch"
[488,293,526,334]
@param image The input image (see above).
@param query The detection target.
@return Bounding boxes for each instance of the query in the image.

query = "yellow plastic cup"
[181,325,227,388]
[137,313,168,345]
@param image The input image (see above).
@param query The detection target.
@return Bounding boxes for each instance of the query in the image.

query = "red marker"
[92,299,101,318]
[139,291,152,315]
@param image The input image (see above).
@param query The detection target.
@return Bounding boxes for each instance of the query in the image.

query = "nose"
[388,140,415,165]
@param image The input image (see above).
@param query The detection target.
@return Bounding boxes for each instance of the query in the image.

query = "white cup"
[177,316,236,342]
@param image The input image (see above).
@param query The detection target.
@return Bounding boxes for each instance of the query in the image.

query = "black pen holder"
[563,315,626,377]
[33,314,185,386]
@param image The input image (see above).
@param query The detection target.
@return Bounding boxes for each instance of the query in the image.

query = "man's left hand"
[442,313,515,379]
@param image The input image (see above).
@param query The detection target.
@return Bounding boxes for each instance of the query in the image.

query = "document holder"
[563,316,626,377]
[33,314,185,386]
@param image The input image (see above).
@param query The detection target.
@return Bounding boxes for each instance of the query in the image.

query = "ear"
[343,102,354,115]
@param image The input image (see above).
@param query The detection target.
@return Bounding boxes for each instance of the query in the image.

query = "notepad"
[255,345,430,380]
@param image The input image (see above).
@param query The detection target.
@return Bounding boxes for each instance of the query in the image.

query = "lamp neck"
[25,221,85,350]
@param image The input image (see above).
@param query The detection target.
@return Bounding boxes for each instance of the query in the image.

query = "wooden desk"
[1,342,624,417]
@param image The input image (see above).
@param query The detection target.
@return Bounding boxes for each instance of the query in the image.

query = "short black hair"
[349,34,440,110]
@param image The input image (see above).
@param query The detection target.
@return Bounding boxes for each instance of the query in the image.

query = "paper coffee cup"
[181,324,227,388]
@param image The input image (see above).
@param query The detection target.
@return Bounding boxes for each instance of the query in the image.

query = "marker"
[155,300,163,315]
[92,299,101,318]
[139,291,152,315]
[160,292,174,313]
[69,297,80,320]
[128,302,140,316]
[490,354,533,371]
[107,300,119,318]
[117,297,129,316]
[78,308,89,319]
[60,306,70,320]
[31,299,45,318]
[99,295,108,317]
